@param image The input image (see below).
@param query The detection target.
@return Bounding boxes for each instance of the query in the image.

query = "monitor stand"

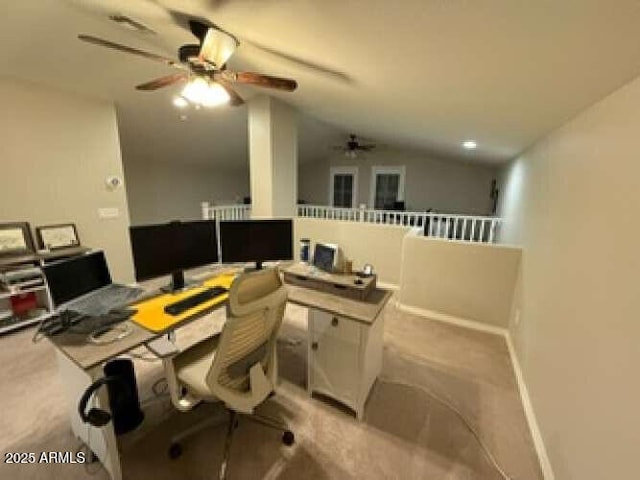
[244,261,263,272]
[161,270,199,294]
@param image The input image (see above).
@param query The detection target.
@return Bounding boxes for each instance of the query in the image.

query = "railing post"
[201,201,211,220]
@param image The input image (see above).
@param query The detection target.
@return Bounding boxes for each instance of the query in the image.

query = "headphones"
[78,376,123,428]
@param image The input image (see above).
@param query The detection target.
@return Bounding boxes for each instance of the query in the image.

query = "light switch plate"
[98,207,120,219]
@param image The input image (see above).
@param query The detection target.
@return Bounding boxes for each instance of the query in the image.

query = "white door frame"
[329,166,358,207]
[369,165,406,208]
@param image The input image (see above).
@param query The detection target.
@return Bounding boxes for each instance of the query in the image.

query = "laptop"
[43,251,143,317]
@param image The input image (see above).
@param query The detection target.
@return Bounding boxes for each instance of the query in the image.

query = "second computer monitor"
[129,220,218,291]
[220,219,293,269]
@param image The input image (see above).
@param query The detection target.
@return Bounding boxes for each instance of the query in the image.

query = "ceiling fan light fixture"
[201,82,230,107]
[180,77,230,107]
[181,77,209,103]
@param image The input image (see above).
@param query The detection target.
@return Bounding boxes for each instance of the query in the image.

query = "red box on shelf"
[10,292,37,316]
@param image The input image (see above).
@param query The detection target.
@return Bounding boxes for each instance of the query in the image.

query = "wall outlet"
[98,207,120,219]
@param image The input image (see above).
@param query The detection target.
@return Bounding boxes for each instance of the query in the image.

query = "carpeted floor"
[0,300,542,479]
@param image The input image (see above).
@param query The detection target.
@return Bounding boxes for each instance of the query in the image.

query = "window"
[329,167,358,208]
[370,166,406,209]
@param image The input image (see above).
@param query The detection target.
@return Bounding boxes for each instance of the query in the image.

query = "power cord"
[376,376,513,480]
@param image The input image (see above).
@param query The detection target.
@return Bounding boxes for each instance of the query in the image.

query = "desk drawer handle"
[331,317,339,327]
[311,341,318,350]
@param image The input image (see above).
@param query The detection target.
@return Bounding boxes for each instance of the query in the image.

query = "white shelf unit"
[0,261,52,335]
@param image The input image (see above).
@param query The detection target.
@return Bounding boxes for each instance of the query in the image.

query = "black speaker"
[103,359,144,435]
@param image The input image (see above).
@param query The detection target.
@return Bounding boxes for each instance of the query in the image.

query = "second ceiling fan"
[79,19,298,107]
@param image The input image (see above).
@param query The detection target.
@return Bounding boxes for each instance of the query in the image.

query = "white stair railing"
[296,205,502,243]
[201,202,251,221]
[201,202,502,244]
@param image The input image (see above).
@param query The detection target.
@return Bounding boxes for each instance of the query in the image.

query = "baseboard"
[397,302,554,479]
[396,303,507,336]
[377,281,399,291]
[505,335,555,480]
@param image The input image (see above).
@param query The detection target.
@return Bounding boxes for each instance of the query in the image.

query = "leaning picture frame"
[0,222,35,257]
[35,223,80,250]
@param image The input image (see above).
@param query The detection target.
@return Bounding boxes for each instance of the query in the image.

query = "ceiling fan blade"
[78,34,185,70]
[199,27,239,68]
[214,79,245,106]
[225,71,297,91]
[135,73,187,91]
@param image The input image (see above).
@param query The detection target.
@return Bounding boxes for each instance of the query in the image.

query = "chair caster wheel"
[168,443,183,459]
[282,430,294,446]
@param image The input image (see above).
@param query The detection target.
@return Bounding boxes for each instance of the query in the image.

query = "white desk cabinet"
[307,309,385,420]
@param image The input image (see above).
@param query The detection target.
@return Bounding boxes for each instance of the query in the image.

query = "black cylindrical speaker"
[103,359,144,435]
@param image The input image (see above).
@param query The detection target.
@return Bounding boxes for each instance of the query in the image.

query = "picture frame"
[0,222,35,257]
[35,223,80,250]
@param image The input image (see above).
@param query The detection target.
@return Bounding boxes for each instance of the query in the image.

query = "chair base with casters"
[161,268,294,480]
[166,405,295,478]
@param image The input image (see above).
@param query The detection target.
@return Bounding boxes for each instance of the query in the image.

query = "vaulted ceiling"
[3,0,640,166]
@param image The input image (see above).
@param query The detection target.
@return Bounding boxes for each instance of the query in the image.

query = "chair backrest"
[206,267,288,413]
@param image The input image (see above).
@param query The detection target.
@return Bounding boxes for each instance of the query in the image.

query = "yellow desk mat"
[130,272,237,333]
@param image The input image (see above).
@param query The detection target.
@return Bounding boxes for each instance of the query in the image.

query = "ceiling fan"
[332,134,377,158]
[78,19,298,108]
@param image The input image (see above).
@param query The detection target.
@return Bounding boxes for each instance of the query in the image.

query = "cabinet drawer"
[310,310,360,345]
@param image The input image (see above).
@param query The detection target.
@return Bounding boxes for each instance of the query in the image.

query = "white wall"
[299,148,498,214]
[123,158,249,225]
[498,75,640,478]
[399,234,521,329]
[0,77,134,282]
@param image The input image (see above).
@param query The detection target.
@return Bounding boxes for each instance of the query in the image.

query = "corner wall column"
[248,95,297,218]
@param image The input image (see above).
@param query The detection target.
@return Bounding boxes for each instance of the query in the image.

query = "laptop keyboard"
[66,284,143,316]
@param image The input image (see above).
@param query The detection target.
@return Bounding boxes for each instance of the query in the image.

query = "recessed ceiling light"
[173,96,188,108]
[463,140,477,150]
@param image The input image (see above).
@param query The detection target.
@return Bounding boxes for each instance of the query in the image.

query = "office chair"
[162,268,293,479]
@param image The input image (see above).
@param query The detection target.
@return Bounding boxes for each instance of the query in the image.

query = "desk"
[47,270,235,480]
[287,284,392,420]
[47,268,390,480]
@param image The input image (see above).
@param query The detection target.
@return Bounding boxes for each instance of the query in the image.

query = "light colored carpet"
[0,300,542,479]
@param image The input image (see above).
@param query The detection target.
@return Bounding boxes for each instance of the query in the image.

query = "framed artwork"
[0,222,35,257]
[35,223,80,250]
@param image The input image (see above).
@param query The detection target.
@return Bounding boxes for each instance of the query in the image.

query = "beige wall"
[299,148,498,214]
[0,77,134,282]
[293,218,410,285]
[498,75,640,478]
[399,234,521,328]
[123,158,249,225]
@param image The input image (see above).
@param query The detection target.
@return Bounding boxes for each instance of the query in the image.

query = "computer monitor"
[129,220,218,292]
[44,251,112,308]
[312,243,342,273]
[220,219,293,270]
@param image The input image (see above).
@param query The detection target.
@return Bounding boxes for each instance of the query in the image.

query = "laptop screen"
[43,251,112,308]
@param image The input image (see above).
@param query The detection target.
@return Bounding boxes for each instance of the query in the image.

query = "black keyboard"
[164,286,228,316]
